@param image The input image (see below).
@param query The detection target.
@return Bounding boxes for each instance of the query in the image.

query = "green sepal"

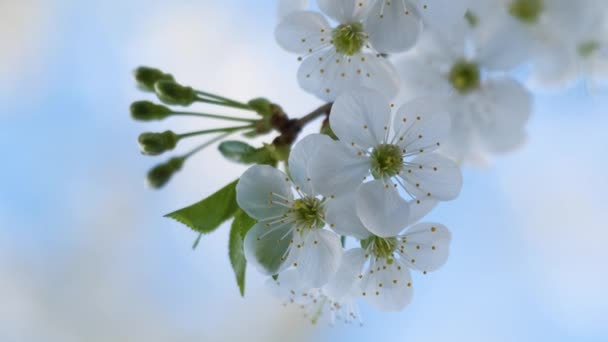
[164,179,239,234]
[320,119,338,140]
[229,209,257,297]
[266,143,290,162]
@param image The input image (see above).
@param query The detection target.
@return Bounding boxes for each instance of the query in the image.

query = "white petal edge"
[325,194,373,239]
[296,229,343,288]
[236,165,293,220]
[356,179,410,237]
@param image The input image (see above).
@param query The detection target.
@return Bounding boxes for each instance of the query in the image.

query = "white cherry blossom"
[330,222,451,311]
[277,0,309,20]
[465,0,608,89]
[363,0,425,53]
[396,28,532,163]
[274,0,402,101]
[237,136,343,287]
[309,88,462,237]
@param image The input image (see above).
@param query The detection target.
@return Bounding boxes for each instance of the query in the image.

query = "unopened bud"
[134,66,174,92]
[154,80,196,106]
[147,157,184,189]
[248,98,272,117]
[130,101,172,121]
[138,130,178,156]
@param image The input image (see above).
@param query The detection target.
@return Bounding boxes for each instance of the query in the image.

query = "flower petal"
[277,0,309,20]
[324,248,367,300]
[398,222,451,272]
[298,50,399,102]
[475,78,532,153]
[356,179,410,237]
[392,95,451,154]
[244,221,295,276]
[400,152,462,201]
[289,134,334,196]
[317,0,367,22]
[309,139,370,197]
[365,0,422,53]
[275,11,332,54]
[236,165,293,220]
[296,229,343,287]
[330,88,392,148]
[325,195,373,239]
[265,269,307,301]
[362,258,413,311]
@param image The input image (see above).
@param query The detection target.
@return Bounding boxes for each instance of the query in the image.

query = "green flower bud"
[147,157,184,189]
[138,130,178,156]
[130,101,172,121]
[134,66,174,92]
[154,80,197,106]
[248,98,272,117]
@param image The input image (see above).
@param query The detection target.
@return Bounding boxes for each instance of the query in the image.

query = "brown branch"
[297,102,333,127]
[271,102,333,146]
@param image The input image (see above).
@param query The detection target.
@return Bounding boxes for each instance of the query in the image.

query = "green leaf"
[219,141,278,166]
[165,180,239,234]
[229,209,256,296]
[218,141,257,163]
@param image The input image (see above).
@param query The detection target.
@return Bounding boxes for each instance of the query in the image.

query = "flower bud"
[147,157,184,189]
[134,66,174,92]
[154,80,197,106]
[138,130,178,156]
[130,101,172,121]
[248,98,272,117]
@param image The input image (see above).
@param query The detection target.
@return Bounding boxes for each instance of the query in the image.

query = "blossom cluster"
[130,0,607,327]
[233,0,608,324]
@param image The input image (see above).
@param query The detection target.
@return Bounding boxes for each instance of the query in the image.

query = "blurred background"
[1,0,607,341]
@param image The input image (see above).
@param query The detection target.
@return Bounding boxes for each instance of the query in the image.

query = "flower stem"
[171,111,256,123]
[297,102,333,126]
[181,130,241,160]
[195,91,252,110]
[177,125,253,140]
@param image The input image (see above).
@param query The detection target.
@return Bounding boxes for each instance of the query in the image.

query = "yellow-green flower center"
[448,60,481,94]
[508,0,544,24]
[332,22,366,56]
[363,236,399,261]
[370,144,403,178]
[578,41,600,58]
[292,197,325,230]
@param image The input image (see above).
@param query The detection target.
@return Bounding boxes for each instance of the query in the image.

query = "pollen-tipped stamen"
[370,144,404,179]
[292,197,326,230]
[332,22,367,56]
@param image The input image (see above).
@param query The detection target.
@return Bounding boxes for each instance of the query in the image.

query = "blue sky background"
[1,1,607,341]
